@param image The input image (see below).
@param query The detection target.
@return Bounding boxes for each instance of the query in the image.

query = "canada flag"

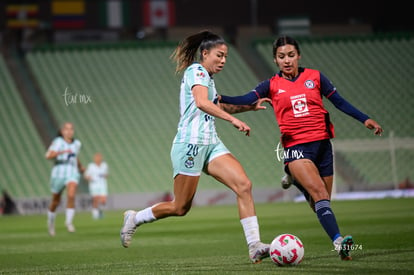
[143,0,175,28]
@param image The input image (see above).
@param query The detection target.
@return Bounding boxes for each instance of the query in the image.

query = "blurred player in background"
[0,190,19,215]
[219,36,383,261]
[45,122,84,236]
[120,30,272,263]
[85,152,109,219]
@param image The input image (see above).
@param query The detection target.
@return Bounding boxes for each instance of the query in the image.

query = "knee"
[66,184,77,201]
[50,199,60,208]
[235,178,252,196]
[67,193,76,202]
[51,195,61,205]
[174,204,192,217]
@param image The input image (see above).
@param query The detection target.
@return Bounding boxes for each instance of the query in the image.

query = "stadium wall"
[12,187,414,215]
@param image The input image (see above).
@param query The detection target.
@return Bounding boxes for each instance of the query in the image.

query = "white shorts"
[89,182,108,196]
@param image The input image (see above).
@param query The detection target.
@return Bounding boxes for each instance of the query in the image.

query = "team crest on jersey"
[304,80,315,89]
[185,156,195,168]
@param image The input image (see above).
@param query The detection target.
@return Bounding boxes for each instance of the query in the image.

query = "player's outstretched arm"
[364,118,383,136]
[219,98,271,114]
[193,85,251,136]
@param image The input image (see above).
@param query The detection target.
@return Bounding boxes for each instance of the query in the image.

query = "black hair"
[272,36,301,57]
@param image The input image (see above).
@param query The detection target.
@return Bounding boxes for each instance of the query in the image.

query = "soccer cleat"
[65,223,76,233]
[48,222,55,237]
[339,235,354,260]
[120,210,138,248]
[334,235,354,260]
[249,241,270,263]
[281,174,293,189]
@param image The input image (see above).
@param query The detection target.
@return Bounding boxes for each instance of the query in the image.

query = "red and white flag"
[143,0,175,28]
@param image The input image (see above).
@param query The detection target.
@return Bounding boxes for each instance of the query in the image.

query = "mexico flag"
[143,0,175,28]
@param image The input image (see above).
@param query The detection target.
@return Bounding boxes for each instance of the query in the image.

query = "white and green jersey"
[173,63,220,145]
[47,137,82,179]
[85,162,108,186]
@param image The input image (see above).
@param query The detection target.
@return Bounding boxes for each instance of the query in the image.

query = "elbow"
[195,100,208,110]
[45,151,56,159]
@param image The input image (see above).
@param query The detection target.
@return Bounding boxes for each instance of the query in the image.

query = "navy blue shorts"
[283,139,334,177]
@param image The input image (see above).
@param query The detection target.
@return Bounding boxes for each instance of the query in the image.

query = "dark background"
[1,0,412,33]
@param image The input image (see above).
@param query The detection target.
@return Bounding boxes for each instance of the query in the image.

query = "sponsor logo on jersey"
[290,94,309,117]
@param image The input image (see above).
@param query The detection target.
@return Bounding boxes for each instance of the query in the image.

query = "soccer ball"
[269,233,304,266]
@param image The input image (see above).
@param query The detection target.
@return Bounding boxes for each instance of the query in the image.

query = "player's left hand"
[364,119,383,136]
[253,98,272,111]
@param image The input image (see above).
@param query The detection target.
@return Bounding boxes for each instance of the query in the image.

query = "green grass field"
[1,198,413,274]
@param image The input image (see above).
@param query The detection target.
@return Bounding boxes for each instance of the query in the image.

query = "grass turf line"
[0,198,413,274]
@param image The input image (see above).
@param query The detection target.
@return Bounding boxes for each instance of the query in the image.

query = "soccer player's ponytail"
[171,30,226,73]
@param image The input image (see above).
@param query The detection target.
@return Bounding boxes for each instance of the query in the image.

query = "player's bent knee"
[175,208,190,217]
[174,205,192,216]
[234,179,252,195]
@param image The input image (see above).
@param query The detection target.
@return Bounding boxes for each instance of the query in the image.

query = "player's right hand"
[231,118,251,136]
[364,119,383,136]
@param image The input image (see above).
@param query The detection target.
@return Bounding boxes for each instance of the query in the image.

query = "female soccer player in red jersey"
[220,36,383,261]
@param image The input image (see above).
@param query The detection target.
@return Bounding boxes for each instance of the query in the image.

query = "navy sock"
[315,200,341,241]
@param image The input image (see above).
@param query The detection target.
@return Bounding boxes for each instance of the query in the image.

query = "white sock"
[240,216,261,246]
[333,236,344,252]
[333,236,343,244]
[47,210,56,224]
[92,208,100,219]
[65,208,75,225]
[133,207,156,225]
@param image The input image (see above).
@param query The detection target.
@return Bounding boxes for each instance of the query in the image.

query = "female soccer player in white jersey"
[120,30,271,263]
[45,122,84,236]
[85,153,109,219]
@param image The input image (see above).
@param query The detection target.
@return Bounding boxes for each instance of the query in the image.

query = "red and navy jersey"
[267,68,333,147]
[220,67,370,148]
